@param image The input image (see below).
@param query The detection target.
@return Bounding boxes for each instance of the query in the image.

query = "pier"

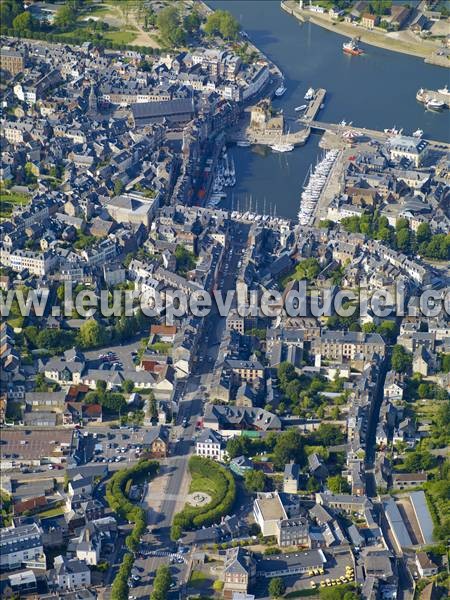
[302,88,326,122]
[299,119,450,149]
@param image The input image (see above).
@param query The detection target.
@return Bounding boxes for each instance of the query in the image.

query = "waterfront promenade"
[280,0,448,66]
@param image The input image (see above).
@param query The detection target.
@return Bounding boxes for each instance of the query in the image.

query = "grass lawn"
[188,570,211,589]
[102,30,137,44]
[0,192,30,219]
[147,342,172,354]
[189,475,222,499]
[38,506,65,519]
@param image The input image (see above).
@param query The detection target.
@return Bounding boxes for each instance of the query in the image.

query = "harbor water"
[208,0,450,219]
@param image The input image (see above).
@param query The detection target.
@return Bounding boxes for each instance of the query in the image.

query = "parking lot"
[83,426,148,467]
[83,339,142,372]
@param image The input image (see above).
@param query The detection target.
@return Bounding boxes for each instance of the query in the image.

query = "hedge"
[105,459,159,552]
[171,456,236,541]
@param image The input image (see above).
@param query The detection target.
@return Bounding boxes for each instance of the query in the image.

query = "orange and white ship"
[343,37,363,56]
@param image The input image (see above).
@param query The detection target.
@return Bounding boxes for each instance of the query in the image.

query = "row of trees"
[150,565,173,600]
[105,459,159,552]
[111,553,134,600]
[171,456,236,541]
[0,25,160,55]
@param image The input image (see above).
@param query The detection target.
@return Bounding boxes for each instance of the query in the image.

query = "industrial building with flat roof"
[256,549,326,577]
[409,491,434,545]
[382,498,412,551]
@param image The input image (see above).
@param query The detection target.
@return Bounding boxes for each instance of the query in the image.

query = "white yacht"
[426,98,446,111]
[304,87,315,100]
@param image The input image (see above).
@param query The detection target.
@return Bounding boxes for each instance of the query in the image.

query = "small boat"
[426,98,446,111]
[304,87,315,100]
[236,140,251,147]
[384,126,400,136]
[437,85,449,95]
[295,105,308,112]
[412,129,423,138]
[343,37,363,56]
[275,85,287,97]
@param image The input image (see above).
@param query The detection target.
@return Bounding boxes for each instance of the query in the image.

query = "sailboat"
[270,128,294,153]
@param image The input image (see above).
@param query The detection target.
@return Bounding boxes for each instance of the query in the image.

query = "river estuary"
[209,0,449,219]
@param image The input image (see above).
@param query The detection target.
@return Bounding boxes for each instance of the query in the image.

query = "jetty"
[302,88,326,122]
[299,119,450,150]
[228,126,310,148]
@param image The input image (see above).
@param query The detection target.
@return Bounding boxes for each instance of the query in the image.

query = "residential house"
[415,553,438,578]
[195,428,227,461]
[52,555,91,590]
[142,426,168,458]
[283,462,299,493]
[223,547,256,599]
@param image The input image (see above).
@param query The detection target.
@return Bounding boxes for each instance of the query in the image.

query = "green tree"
[156,6,185,47]
[148,392,158,421]
[150,563,172,600]
[12,11,33,32]
[277,361,296,386]
[416,222,431,244]
[175,245,196,276]
[205,10,240,40]
[226,436,248,459]
[326,475,350,494]
[78,319,107,349]
[273,430,304,470]
[396,227,411,252]
[0,0,24,28]
[313,423,344,446]
[122,379,134,394]
[391,344,412,372]
[403,450,435,472]
[307,476,320,492]
[377,320,396,342]
[96,380,107,393]
[114,179,124,196]
[6,401,22,422]
[268,576,285,598]
[184,10,201,34]
[441,354,450,373]
[244,469,266,493]
[54,2,78,29]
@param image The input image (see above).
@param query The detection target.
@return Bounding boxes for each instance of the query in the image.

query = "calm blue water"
[209,0,450,219]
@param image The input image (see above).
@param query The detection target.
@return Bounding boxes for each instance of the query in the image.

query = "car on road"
[182,418,189,428]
